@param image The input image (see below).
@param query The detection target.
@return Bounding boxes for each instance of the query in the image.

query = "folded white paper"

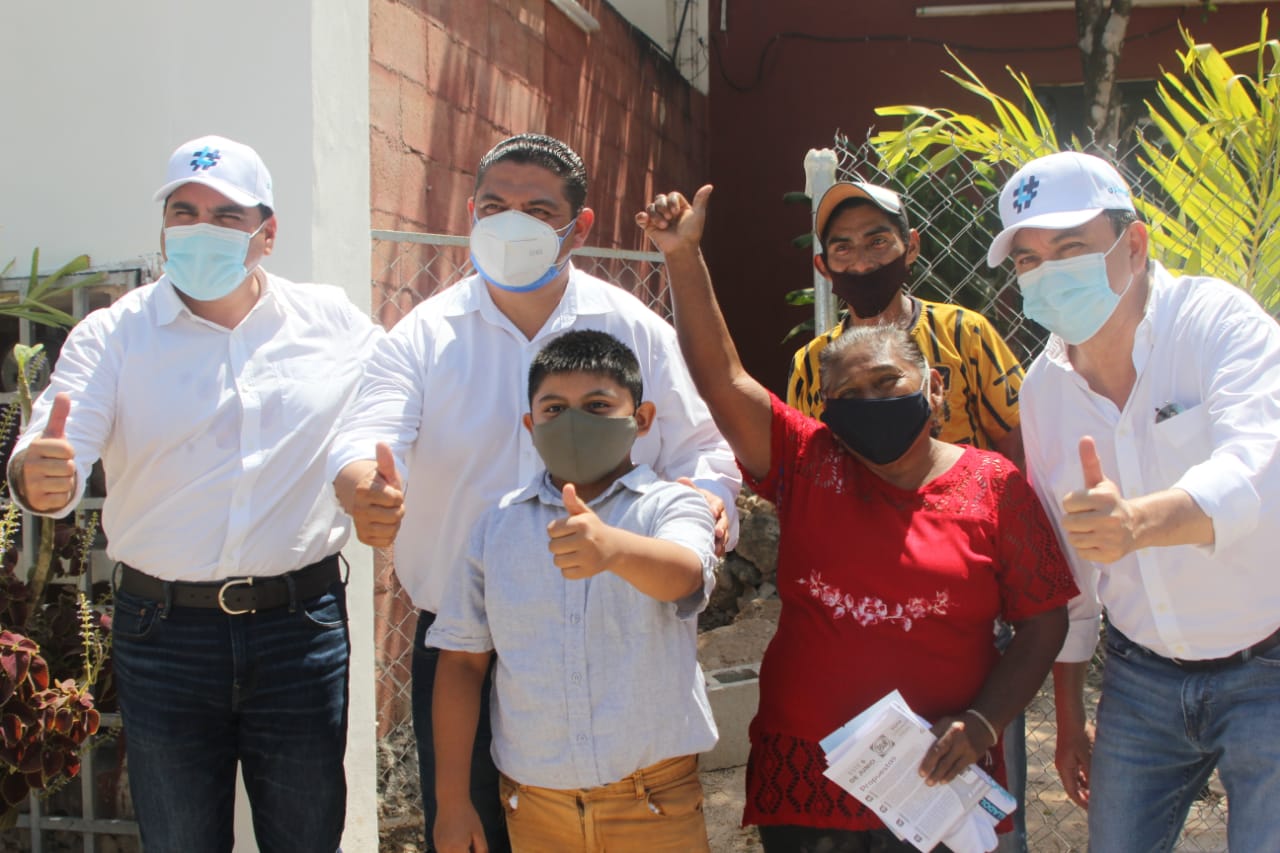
[821,691,1014,853]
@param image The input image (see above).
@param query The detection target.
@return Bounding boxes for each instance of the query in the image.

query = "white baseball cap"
[986,151,1134,267]
[152,135,274,210]
[815,181,904,247]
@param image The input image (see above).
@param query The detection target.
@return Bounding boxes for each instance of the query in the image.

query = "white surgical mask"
[1017,230,1133,345]
[163,221,266,302]
[469,210,577,293]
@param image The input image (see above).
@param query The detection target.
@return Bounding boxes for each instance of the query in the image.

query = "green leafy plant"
[867,14,1280,309]
[1135,12,1280,308]
[0,250,102,329]
[0,250,110,825]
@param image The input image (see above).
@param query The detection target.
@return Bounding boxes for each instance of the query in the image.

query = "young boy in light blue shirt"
[428,330,719,853]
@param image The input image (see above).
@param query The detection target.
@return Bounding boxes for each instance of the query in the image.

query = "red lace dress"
[742,394,1077,831]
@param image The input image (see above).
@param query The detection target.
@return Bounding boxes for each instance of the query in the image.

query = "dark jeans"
[112,581,350,853]
[413,610,510,853]
[759,825,954,853]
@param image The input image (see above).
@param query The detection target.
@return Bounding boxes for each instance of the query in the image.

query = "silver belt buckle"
[218,577,256,615]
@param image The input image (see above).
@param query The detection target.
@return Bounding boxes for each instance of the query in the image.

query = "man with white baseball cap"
[991,150,1280,851]
[7,134,381,851]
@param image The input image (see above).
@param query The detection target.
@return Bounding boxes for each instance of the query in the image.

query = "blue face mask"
[1017,231,1133,345]
[163,221,266,302]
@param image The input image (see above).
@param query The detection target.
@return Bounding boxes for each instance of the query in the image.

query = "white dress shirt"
[1022,262,1280,662]
[328,265,741,614]
[10,273,381,581]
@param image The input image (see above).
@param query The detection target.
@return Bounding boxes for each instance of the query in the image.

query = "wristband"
[965,708,999,747]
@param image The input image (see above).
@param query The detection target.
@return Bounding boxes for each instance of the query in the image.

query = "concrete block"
[702,663,760,771]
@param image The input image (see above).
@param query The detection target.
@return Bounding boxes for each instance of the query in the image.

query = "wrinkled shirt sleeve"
[649,488,718,621]
[8,315,117,517]
[327,315,425,487]
[425,513,494,654]
[1171,311,1280,553]
[1023,384,1102,664]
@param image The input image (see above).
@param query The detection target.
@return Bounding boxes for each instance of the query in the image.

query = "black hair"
[476,133,588,214]
[161,194,274,224]
[1105,209,1139,236]
[528,330,643,407]
[820,197,912,253]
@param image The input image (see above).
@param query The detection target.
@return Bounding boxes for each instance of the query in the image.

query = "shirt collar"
[443,263,613,326]
[153,269,280,328]
[508,464,659,508]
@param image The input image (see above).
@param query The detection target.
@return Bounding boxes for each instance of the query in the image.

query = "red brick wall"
[370,0,708,254]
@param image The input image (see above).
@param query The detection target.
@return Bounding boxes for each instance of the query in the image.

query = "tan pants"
[498,754,711,853]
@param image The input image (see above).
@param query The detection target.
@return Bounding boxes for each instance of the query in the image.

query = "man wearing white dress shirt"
[988,150,1280,852]
[329,133,739,853]
[8,135,380,852]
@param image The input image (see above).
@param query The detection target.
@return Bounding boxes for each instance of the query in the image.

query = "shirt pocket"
[1149,402,1212,490]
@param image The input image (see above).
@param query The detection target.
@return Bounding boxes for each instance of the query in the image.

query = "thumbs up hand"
[20,392,78,513]
[1061,436,1136,563]
[636,185,713,257]
[337,442,405,548]
[547,483,616,580]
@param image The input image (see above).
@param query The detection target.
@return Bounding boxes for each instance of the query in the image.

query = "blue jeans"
[413,611,510,853]
[1088,626,1280,853]
[112,580,350,853]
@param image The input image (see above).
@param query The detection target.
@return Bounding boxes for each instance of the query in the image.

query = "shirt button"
[570,614,581,625]
[571,672,582,684]
[576,734,588,744]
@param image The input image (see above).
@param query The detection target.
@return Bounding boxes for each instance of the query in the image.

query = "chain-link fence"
[369,233,670,844]
[829,133,1230,852]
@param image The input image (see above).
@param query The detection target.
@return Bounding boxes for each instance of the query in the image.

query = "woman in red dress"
[639,187,1077,853]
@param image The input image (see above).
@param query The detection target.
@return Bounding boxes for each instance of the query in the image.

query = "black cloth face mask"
[820,384,931,465]
[828,251,909,319]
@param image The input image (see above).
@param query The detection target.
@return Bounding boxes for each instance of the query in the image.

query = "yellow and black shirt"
[786,298,1024,449]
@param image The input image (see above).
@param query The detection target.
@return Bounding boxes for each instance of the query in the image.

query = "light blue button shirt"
[427,464,719,789]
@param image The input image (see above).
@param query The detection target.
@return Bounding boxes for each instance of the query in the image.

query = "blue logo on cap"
[1012,175,1039,213]
[189,147,221,172]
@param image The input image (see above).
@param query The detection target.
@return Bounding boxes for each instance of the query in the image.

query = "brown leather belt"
[1169,626,1280,672]
[117,555,342,615]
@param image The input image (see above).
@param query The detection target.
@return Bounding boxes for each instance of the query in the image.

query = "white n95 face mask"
[469,210,576,293]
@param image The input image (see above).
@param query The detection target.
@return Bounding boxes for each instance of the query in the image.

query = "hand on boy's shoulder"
[546,483,617,581]
[676,476,728,557]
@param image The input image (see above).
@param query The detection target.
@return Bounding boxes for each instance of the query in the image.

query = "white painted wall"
[0,2,376,851]
[610,0,710,94]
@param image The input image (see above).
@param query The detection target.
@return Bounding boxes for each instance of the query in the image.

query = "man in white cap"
[7,135,380,852]
[989,150,1280,851]
[788,180,1025,464]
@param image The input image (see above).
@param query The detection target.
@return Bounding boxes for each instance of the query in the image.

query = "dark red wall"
[705,0,1267,392]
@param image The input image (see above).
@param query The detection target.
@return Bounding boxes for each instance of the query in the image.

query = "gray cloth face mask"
[531,407,638,485]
